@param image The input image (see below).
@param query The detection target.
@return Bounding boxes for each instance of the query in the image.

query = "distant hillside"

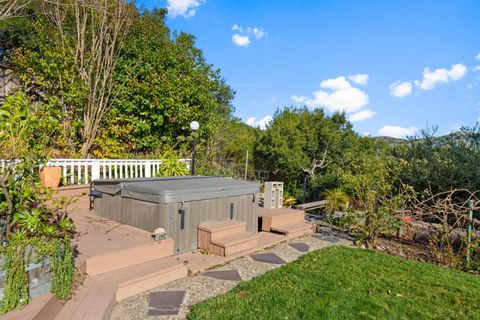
[374,131,464,147]
[375,136,407,146]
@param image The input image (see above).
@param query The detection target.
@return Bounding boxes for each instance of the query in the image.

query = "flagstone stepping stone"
[250,252,286,264]
[147,291,186,316]
[202,270,242,281]
[289,242,310,252]
[313,234,341,243]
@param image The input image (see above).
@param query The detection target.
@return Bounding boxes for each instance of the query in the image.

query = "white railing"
[46,158,191,185]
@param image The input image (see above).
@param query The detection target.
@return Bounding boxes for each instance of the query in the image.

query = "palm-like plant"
[324,188,350,214]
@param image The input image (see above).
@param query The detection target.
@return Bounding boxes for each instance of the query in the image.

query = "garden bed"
[189,246,480,319]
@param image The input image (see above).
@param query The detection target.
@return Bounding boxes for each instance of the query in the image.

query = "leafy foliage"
[154,149,189,177]
[323,188,350,214]
[394,125,480,194]
[255,108,359,199]
[102,8,234,156]
[0,92,75,313]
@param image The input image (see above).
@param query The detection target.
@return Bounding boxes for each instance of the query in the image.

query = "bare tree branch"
[0,0,27,20]
[303,147,330,177]
[41,0,134,157]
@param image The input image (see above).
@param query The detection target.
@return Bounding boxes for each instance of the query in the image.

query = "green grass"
[189,246,480,320]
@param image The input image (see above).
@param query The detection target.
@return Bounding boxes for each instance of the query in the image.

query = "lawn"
[189,246,480,320]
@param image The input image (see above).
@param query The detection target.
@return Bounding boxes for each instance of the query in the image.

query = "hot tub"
[91,176,259,253]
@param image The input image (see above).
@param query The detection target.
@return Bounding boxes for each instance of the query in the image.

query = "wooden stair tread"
[97,256,185,285]
[211,232,259,247]
[198,220,246,232]
[86,239,174,276]
[55,279,115,320]
[270,222,313,234]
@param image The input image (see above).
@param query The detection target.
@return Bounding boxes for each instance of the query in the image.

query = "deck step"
[86,238,174,276]
[198,220,246,249]
[270,222,314,238]
[209,232,259,256]
[54,257,188,320]
[259,208,305,231]
[54,278,115,320]
[98,257,188,302]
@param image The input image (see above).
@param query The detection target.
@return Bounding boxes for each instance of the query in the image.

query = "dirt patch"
[372,237,437,264]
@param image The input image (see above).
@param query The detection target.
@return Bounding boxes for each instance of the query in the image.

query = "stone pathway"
[289,242,310,252]
[250,252,286,264]
[109,230,351,320]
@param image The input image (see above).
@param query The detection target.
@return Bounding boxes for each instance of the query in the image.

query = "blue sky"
[139,0,480,138]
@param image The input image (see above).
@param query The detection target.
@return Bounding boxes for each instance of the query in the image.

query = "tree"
[1,0,136,156]
[394,125,480,194]
[41,0,136,157]
[255,108,358,199]
[98,9,234,156]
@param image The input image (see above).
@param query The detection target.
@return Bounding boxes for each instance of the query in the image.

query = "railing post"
[92,160,100,181]
[145,160,152,178]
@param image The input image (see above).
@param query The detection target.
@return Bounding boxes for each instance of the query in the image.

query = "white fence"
[46,158,191,185]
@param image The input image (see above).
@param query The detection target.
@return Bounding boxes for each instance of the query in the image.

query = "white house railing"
[46,158,191,185]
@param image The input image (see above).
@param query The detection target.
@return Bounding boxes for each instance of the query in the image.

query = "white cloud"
[231,24,265,46]
[246,117,256,126]
[476,53,480,60]
[473,66,480,72]
[320,76,351,90]
[306,87,368,113]
[245,115,272,130]
[252,27,265,39]
[414,64,467,90]
[389,81,412,98]
[378,125,418,138]
[348,74,369,85]
[348,109,375,122]
[232,34,250,47]
[291,76,369,113]
[291,95,307,104]
[167,0,205,18]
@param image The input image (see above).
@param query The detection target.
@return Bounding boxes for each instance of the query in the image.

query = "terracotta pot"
[39,166,62,188]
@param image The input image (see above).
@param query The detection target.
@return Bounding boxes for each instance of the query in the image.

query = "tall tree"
[97,9,234,156]
[41,0,135,157]
[255,108,358,199]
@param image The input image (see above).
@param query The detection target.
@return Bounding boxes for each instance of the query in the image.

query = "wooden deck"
[3,187,315,320]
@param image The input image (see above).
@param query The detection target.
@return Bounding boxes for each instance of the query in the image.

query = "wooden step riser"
[86,239,174,276]
[209,238,258,256]
[261,212,305,231]
[198,225,245,249]
[115,265,188,302]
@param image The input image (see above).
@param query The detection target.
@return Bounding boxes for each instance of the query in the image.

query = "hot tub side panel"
[94,195,159,232]
[94,193,259,254]
[172,194,259,253]
[94,193,122,221]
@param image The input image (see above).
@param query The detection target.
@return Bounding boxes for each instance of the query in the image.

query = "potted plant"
[39,166,62,189]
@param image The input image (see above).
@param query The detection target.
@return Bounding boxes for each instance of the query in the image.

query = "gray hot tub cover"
[92,176,259,203]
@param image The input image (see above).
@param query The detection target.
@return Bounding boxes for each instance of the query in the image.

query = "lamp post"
[189,121,199,175]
